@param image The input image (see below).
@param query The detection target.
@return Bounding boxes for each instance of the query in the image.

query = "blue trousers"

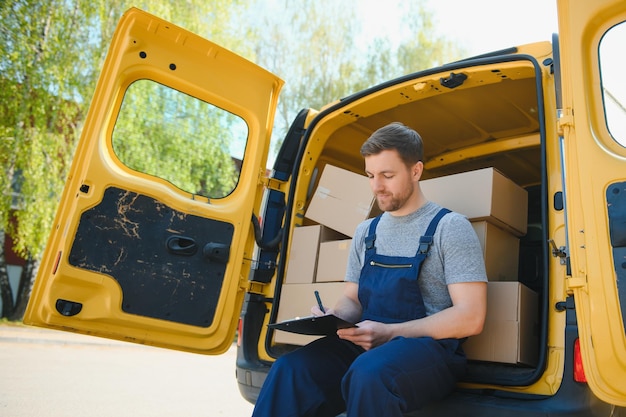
[252,335,466,417]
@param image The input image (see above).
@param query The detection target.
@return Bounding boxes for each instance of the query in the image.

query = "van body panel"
[556,0,626,405]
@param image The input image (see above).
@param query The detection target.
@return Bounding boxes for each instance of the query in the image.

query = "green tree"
[359,2,464,84]
[246,0,465,153]
[395,0,465,74]
[246,1,364,152]
[0,0,243,320]
[112,80,240,198]
[0,0,104,319]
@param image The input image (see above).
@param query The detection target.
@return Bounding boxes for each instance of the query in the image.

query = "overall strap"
[417,208,451,255]
[364,208,450,254]
[365,215,382,251]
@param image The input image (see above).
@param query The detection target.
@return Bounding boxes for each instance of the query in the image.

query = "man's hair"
[360,122,424,166]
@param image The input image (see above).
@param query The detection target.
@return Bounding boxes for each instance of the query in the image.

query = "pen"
[314,290,326,314]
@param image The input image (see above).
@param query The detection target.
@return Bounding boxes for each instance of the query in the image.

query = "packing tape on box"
[315,186,331,199]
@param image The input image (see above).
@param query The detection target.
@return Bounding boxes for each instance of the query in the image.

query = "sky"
[359,0,559,56]
[356,0,626,145]
[428,0,558,55]
[258,0,562,163]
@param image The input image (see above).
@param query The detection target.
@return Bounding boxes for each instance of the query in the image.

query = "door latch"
[548,239,567,265]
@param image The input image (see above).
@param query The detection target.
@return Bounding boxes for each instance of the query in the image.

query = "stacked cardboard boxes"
[462,282,539,366]
[316,239,351,282]
[421,167,526,283]
[471,221,520,282]
[275,165,378,345]
[420,167,528,236]
[284,225,347,285]
[421,167,538,365]
[305,164,381,237]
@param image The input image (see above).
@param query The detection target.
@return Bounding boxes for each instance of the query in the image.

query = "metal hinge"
[259,174,285,192]
[245,280,267,295]
[566,276,587,290]
[557,110,574,136]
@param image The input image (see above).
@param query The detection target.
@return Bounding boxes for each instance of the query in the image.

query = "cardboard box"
[471,221,520,281]
[305,165,381,237]
[284,225,345,284]
[274,282,345,345]
[420,168,528,236]
[463,282,539,366]
[316,239,352,282]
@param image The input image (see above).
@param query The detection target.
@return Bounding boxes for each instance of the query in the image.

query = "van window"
[111,79,247,198]
[599,21,626,146]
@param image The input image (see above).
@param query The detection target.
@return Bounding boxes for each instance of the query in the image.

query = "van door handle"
[166,235,198,256]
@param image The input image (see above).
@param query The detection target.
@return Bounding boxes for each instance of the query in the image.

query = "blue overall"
[252,208,467,417]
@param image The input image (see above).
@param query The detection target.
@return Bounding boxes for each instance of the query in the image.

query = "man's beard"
[375,184,414,212]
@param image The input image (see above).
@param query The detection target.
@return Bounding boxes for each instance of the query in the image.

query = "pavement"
[0,322,255,416]
[0,322,125,346]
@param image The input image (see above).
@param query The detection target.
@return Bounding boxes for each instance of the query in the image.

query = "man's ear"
[413,161,424,181]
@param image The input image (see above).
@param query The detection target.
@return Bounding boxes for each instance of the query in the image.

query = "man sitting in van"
[253,122,488,417]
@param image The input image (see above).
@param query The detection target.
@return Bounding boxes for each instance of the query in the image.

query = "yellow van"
[24,1,626,415]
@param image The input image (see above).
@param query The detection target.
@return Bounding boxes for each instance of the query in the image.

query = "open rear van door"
[24,8,283,355]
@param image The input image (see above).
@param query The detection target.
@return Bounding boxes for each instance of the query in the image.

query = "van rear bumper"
[405,387,621,417]
[235,362,266,404]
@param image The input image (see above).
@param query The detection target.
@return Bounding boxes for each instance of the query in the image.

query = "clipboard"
[268,314,357,336]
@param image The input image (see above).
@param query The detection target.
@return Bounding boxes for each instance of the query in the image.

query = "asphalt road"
[0,323,254,416]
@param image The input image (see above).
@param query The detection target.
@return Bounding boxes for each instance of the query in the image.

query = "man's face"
[364,149,421,214]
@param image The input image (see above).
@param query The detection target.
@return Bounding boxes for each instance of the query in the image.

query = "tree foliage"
[0,0,463,319]
[0,0,243,319]
[112,80,240,198]
[1,0,107,318]
[244,0,465,150]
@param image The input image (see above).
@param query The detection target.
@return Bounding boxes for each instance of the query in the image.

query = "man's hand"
[310,282,363,323]
[337,320,392,350]
[311,306,334,317]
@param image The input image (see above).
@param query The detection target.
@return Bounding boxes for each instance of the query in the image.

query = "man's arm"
[337,281,487,350]
[392,281,487,339]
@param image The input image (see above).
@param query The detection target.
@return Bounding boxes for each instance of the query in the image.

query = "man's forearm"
[388,282,487,340]
[333,296,361,323]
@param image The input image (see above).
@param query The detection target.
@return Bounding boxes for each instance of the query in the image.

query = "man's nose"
[370,177,384,193]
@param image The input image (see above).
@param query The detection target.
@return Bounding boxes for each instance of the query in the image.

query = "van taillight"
[573,338,587,383]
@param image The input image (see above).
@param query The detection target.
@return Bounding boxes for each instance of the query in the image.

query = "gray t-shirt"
[345,201,487,316]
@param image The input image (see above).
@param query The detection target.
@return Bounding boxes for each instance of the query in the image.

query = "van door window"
[112,79,248,199]
[600,22,626,146]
